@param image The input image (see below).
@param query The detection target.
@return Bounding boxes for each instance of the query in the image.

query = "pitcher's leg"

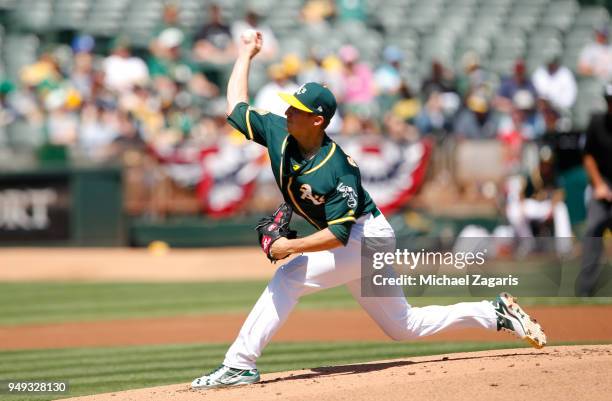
[224,246,361,369]
[345,279,497,341]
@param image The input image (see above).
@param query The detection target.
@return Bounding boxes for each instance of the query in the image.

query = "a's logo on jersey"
[337,182,358,208]
[293,164,300,171]
[299,184,325,205]
[347,156,358,167]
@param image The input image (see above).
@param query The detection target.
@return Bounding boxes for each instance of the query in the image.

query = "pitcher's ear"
[313,115,325,127]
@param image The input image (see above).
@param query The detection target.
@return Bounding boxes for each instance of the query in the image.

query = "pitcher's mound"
[61,345,612,401]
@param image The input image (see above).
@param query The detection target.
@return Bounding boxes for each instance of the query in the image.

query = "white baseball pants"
[224,212,498,370]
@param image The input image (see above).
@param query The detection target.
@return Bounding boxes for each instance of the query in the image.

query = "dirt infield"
[2,305,611,350]
[0,248,271,282]
[59,345,612,401]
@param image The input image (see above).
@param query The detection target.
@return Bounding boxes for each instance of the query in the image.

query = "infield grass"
[0,340,597,401]
[1,282,611,325]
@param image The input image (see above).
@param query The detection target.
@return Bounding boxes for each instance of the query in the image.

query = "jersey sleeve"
[227,102,278,147]
[324,174,360,245]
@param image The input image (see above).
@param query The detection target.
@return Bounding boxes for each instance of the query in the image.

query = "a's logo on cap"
[296,84,307,95]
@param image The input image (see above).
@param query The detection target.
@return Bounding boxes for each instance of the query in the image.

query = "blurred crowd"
[0,1,611,226]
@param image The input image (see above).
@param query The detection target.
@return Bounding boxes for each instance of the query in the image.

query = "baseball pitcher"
[191,31,546,389]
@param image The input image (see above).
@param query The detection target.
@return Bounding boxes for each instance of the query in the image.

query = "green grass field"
[1,281,611,326]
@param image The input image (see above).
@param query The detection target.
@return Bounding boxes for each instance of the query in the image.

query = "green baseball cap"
[278,82,337,122]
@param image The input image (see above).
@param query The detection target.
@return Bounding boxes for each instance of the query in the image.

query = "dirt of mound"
[2,306,611,350]
[58,345,612,401]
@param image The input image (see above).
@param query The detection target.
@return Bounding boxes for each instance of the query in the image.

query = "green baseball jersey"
[227,102,378,245]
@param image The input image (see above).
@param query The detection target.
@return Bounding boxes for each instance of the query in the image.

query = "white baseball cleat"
[191,364,260,389]
[494,292,547,349]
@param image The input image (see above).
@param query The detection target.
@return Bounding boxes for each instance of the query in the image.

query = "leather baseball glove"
[255,203,297,262]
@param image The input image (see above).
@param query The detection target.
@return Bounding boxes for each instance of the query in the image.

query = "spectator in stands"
[302,0,335,24]
[103,37,149,93]
[281,54,302,85]
[340,111,380,137]
[254,64,299,116]
[20,52,62,88]
[415,90,446,134]
[578,26,612,81]
[390,82,421,123]
[69,35,96,101]
[107,111,147,160]
[494,59,538,114]
[338,45,376,115]
[45,88,80,146]
[79,101,119,160]
[453,92,498,139]
[148,28,188,80]
[497,90,544,142]
[416,60,460,134]
[578,83,612,296]
[383,111,419,144]
[532,56,577,112]
[299,46,344,96]
[193,4,235,63]
[421,59,456,101]
[375,46,403,96]
[374,46,404,114]
[538,98,567,133]
[148,28,219,100]
[231,9,279,61]
[505,147,572,255]
[497,91,545,173]
[151,3,191,60]
[455,51,497,100]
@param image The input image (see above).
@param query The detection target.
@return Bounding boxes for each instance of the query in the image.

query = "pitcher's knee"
[382,323,420,341]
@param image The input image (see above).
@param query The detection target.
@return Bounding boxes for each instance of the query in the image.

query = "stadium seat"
[540,0,579,32]
[3,34,38,82]
[52,0,91,31]
[574,6,610,29]
[0,0,17,10]
[84,0,131,37]
[14,0,53,33]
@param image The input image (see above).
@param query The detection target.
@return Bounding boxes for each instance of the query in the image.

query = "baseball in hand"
[241,29,258,43]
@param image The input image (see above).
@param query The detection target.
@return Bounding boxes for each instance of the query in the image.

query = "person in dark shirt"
[192,3,236,86]
[494,59,538,114]
[420,59,456,100]
[578,83,612,296]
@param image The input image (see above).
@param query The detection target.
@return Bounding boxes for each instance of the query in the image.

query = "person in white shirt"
[103,38,149,92]
[578,26,612,81]
[532,57,577,112]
